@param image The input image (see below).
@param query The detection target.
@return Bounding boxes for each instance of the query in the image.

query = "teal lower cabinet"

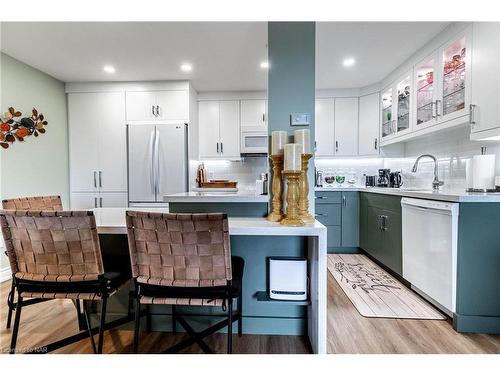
[315,191,359,253]
[359,192,402,276]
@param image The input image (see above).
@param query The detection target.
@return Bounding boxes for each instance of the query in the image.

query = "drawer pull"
[315,213,327,217]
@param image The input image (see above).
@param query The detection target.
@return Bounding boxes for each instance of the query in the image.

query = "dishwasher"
[401,197,459,316]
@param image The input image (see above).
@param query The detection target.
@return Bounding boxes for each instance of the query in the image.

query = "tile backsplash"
[316,127,500,190]
[189,157,268,191]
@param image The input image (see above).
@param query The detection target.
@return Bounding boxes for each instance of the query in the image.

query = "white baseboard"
[1,266,11,283]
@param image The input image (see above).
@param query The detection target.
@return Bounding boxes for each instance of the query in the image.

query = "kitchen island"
[164,191,269,217]
[94,208,327,354]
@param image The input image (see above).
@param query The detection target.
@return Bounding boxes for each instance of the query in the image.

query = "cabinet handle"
[221,142,223,154]
[381,215,388,231]
[94,197,98,208]
[392,120,397,133]
[335,141,339,153]
[99,197,103,208]
[431,101,437,119]
[98,171,102,188]
[217,142,219,154]
[342,195,347,207]
[262,113,265,122]
[314,141,317,152]
[315,213,326,217]
[435,100,442,117]
[374,138,378,150]
[156,105,160,118]
[314,196,328,200]
[469,104,476,126]
[93,171,97,188]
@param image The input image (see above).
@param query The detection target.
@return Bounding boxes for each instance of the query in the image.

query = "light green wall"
[0,52,69,271]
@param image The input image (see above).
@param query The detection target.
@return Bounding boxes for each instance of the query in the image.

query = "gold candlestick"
[267,155,284,222]
[298,153,314,224]
[281,171,304,227]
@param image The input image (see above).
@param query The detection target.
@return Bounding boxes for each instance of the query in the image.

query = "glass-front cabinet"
[414,53,438,129]
[439,33,471,122]
[381,87,395,139]
[396,74,411,134]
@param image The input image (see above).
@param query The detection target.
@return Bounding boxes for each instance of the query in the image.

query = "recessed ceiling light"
[260,61,269,69]
[343,57,356,67]
[180,63,193,72]
[103,65,115,74]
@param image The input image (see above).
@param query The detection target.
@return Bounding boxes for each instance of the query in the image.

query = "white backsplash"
[189,158,268,192]
[316,127,500,190]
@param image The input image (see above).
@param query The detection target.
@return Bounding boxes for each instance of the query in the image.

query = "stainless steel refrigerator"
[127,123,188,207]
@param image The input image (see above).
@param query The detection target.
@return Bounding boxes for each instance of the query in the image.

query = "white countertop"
[164,191,269,203]
[315,186,500,203]
[93,207,326,236]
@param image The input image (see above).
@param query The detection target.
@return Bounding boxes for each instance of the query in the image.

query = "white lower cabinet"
[358,93,380,156]
[334,98,359,156]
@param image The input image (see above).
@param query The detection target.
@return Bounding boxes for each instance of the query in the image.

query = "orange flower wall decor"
[0,107,48,149]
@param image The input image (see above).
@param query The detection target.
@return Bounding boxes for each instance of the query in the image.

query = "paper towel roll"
[472,155,496,190]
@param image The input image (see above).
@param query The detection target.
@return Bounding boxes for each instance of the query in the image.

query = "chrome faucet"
[411,154,444,191]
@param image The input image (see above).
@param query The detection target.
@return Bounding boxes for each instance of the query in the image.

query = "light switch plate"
[290,113,310,126]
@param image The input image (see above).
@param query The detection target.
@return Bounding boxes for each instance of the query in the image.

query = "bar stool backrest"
[0,210,104,282]
[2,196,63,211]
[126,211,232,287]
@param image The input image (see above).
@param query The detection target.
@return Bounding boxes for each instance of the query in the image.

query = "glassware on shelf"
[324,168,335,185]
[442,37,466,116]
[382,89,394,137]
[335,169,345,187]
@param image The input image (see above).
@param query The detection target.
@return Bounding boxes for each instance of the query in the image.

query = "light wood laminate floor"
[1,277,499,354]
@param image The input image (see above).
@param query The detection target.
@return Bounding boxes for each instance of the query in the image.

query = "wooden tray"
[200,181,238,188]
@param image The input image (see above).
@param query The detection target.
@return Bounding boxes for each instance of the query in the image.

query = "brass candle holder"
[298,153,314,224]
[281,170,304,227]
[267,154,284,222]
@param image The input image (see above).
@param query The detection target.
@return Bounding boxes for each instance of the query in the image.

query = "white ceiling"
[1,22,449,91]
[316,22,449,89]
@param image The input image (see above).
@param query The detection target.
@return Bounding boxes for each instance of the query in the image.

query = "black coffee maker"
[389,171,403,188]
[377,169,390,187]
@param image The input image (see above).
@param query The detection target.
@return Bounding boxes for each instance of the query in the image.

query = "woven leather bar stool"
[2,196,64,330]
[126,211,244,354]
[0,210,130,354]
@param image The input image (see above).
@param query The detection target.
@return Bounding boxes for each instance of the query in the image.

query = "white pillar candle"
[271,130,288,155]
[294,129,311,154]
[284,143,302,172]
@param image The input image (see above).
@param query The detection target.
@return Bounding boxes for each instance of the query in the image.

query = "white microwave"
[240,131,268,155]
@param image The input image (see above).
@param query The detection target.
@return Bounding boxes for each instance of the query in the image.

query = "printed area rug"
[328,254,446,320]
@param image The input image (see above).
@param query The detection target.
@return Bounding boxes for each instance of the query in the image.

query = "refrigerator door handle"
[154,128,160,198]
[149,129,156,195]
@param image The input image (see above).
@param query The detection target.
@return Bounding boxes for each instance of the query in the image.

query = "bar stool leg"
[6,280,15,329]
[83,301,97,354]
[227,298,233,354]
[133,298,141,353]
[237,293,243,337]
[171,305,176,335]
[145,305,152,332]
[9,294,23,354]
[97,297,107,354]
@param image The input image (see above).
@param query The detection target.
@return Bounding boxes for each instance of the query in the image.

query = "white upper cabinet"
[334,97,359,156]
[219,101,241,158]
[125,91,157,121]
[126,90,188,121]
[68,91,127,208]
[358,93,380,156]
[438,28,472,124]
[198,101,220,158]
[470,22,500,139]
[198,100,240,159]
[155,90,189,120]
[240,99,267,130]
[314,98,335,157]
